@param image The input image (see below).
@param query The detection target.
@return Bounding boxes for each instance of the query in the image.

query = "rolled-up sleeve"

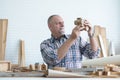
[81,44,100,59]
[40,42,61,66]
[80,37,100,59]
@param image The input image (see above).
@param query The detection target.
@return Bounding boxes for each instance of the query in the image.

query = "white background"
[0,0,120,80]
[0,0,120,67]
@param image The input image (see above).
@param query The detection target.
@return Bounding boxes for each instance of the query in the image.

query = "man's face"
[48,16,65,37]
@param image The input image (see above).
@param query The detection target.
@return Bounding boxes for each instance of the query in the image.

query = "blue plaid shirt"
[40,34,100,69]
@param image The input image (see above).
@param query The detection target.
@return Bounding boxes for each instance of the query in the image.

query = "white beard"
[59,28,65,35]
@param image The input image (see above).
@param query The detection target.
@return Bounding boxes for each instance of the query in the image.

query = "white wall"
[0,0,120,66]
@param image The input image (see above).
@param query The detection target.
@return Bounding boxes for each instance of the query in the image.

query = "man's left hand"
[83,20,92,36]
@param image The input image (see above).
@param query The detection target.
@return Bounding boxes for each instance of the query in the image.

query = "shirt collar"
[51,34,68,42]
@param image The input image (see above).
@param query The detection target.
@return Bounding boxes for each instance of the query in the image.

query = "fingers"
[75,25,85,31]
[80,26,85,31]
[83,20,92,31]
[84,20,91,27]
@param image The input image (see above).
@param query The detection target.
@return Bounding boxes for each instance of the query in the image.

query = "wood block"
[41,63,47,70]
[74,18,89,31]
[35,63,40,71]
[0,19,8,60]
[29,64,35,71]
[96,71,103,76]
[103,71,111,76]
[0,61,11,71]
[74,18,82,26]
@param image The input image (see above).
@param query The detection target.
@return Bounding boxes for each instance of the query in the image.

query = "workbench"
[0,69,119,78]
[47,69,120,78]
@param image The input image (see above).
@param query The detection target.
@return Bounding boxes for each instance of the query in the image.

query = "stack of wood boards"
[0,19,8,60]
[94,25,109,57]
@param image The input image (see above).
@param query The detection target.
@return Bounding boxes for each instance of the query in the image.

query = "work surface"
[47,69,120,78]
[0,69,120,78]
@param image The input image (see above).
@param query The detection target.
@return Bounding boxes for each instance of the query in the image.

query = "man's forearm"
[89,36,99,51]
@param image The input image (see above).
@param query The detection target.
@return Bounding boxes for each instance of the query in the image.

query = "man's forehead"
[53,16,61,19]
[52,16,63,22]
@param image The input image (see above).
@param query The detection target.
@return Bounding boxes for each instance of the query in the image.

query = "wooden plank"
[0,19,8,60]
[98,35,107,57]
[94,25,103,57]
[94,36,103,57]
[18,40,25,67]
[94,25,108,57]
[100,27,106,38]
[100,27,108,56]
[104,38,109,56]
[0,20,2,60]
[2,19,8,60]
[94,25,100,36]
[21,40,25,67]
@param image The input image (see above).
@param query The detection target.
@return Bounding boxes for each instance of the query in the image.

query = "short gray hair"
[47,15,59,24]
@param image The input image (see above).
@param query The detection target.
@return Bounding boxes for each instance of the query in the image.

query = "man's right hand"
[70,26,85,40]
